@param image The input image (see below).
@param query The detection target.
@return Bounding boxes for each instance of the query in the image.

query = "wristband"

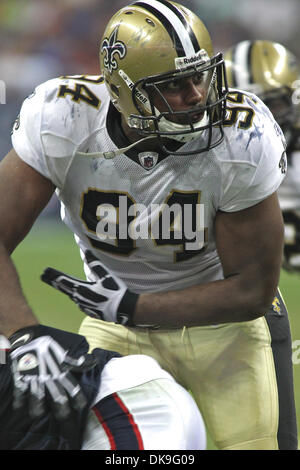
[117,291,139,326]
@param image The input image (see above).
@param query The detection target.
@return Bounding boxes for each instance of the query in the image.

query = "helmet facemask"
[127,52,228,155]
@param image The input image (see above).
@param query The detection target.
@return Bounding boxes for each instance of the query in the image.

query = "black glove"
[9,324,97,420]
[41,251,139,326]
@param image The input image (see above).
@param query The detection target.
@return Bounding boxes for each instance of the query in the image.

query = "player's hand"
[41,251,139,326]
[9,325,97,420]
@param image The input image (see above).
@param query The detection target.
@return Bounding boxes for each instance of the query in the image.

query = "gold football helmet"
[224,40,300,135]
[99,0,228,155]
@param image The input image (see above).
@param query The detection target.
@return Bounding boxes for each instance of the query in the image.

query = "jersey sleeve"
[11,78,90,188]
[11,85,52,181]
[219,94,287,212]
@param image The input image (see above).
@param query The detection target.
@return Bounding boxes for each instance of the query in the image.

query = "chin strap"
[76,136,157,160]
[158,112,209,143]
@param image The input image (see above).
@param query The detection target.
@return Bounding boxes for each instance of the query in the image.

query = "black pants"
[265,290,298,450]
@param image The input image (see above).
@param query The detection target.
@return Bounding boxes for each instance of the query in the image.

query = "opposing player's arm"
[0,148,55,336]
[0,150,100,420]
[134,192,284,327]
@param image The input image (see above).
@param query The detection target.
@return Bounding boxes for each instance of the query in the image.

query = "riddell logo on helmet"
[185,56,201,64]
[175,49,209,70]
[119,70,150,108]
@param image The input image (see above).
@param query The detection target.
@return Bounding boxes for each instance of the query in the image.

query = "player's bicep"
[215,192,284,299]
[0,149,55,252]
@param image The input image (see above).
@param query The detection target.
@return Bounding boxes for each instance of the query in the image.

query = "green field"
[12,219,300,449]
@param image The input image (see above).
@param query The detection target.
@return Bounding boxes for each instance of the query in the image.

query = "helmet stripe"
[231,40,254,89]
[229,46,238,87]
[133,0,197,57]
[155,0,201,53]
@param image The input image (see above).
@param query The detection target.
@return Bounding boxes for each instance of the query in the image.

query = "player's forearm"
[0,243,38,337]
[134,274,275,328]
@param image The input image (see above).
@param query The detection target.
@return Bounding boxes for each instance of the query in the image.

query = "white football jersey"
[12,76,286,293]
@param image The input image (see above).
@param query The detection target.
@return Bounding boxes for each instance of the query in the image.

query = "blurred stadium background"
[1,0,300,449]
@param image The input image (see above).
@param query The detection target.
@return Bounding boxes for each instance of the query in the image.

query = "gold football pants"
[79,293,297,450]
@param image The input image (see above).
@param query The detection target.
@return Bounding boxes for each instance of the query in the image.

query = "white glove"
[41,251,139,325]
[9,325,97,420]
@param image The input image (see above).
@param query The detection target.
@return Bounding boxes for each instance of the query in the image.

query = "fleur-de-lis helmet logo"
[101,25,126,74]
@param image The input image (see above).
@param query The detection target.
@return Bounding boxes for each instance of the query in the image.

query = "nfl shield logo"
[138,152,159,170]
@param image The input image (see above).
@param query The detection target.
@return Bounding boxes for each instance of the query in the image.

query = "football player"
[0,326,205,450]
[224,40,300,271]
[0,0,297,450]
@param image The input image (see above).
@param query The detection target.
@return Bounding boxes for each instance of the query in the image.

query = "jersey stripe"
[92,392,144,450]
[134,0,197,57]
[92,406,117,449]
[112,393,144,449]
